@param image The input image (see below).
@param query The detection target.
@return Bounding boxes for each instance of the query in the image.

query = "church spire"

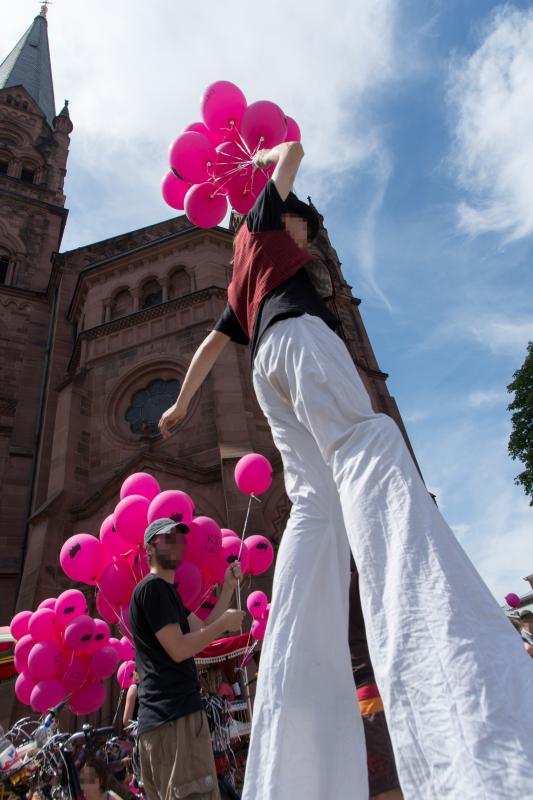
[0,8,56,126]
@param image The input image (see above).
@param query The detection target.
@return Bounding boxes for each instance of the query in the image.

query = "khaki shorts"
[138,710,220,800]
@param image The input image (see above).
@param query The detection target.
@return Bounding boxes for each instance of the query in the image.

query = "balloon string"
[190,581,216,616]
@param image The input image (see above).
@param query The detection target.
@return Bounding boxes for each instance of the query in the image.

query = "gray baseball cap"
[144,518,190,546]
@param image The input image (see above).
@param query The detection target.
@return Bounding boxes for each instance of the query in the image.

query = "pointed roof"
[0,11,56,126]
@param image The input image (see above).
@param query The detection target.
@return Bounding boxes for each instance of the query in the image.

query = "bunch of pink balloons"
[9,590,135,716]
[162,80,302,227]
[246,591,271,642]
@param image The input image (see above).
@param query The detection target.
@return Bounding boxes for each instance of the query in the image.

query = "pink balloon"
[117,660,136,689]
[62,653,90,693]
[31,678,66,713]
[86,619,110,654]
[28,640,63,681]
[55,589,88,627]
[251,617,268,641]
[211,559,229,586]
[63,615,96,653]
[98,560,136,607]
[228,184,257,215]
[60,533,104,585]
[161,171,191,211]
[201,80,247,135]
[184,182,228,229]
[90,645,120,681]
[284,115,301,142]
[240,101,287,151]
[186,517,222,568]
[234,453,272,495]
[108,637,123,659]
[244,535,274,576]
[38,598,56,611]
[169,131,216,185]
[121,472,161,502]
[114,495,150,546]
[10,610,32,641]
[14,634,34,671]
[217,681,235,701]
[174,560,203,609]
[195,593,218,621]
[99,514,130,557]
[15,671,35,705]
[213,140,249,187]
[218,538,249,574]
[120,636,135,662]
[505,593,521,608]
[221,528,239,539]
[28,608,60,643]
[128,545,149,581]
[70,681,106,716]
[246,590,268,620]
[148,489,194,527]
[95,591,118,624]
[185,121,224,146]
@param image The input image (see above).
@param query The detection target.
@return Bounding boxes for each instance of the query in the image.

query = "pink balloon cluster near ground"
[10,457,275,714]
[162,80,302,227]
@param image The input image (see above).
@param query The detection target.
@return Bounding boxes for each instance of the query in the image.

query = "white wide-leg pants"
[242,314,533,800]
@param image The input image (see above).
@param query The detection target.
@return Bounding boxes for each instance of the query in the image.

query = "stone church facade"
[0,10,418,723]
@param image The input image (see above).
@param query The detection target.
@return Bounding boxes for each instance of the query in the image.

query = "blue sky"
[3,0,532,601]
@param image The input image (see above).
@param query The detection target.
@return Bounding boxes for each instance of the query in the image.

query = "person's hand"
[221,609,246,632]
[223,560,242,591]
[252,149,273,170]
[158,399,188,439]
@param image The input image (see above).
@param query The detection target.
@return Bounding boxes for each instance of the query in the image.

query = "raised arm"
[252,140,305,201]
[159,329,230,438]
[156,609,245,663]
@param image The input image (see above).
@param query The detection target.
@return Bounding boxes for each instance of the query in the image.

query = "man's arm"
[156,609,244,663]
[252,141,305,201]
[159,329,230,438]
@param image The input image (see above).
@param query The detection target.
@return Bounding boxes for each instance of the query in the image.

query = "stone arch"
[140,276,162,309]
[110,287,133,320]
[167,266,192,300]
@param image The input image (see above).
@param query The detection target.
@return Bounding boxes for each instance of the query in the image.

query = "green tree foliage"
[507,341,533,505]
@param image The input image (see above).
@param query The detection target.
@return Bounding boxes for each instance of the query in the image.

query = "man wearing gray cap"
[130,517,245,800]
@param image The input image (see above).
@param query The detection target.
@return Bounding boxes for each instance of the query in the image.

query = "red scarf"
[227,225,314,339]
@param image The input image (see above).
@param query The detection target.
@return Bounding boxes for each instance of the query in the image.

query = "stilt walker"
[159,140,533,800]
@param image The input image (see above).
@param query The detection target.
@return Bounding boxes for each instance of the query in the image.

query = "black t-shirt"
[214,181,339,364]
[129,574,203,736]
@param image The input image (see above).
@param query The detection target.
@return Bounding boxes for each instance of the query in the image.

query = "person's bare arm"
[252,141,304,201]
[156,609,245,663]
[159,330,230,438]
[122,683,138,727]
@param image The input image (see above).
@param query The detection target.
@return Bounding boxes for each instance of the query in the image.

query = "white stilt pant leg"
[242,371,369,800]
[252,314,533,800]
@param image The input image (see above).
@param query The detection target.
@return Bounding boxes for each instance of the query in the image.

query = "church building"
[0,7,418,723]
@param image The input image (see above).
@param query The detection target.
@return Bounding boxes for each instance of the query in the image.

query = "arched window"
[0,160,8,175]
[110,289,133,320]
[0,254,8,284]
[20,167,35,184]
[141,279,162,309]
[168,269,191,300]
[125,378,180,436]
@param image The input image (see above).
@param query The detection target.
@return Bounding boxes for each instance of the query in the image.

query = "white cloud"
[449,7,533,241]
[426,311,533,358]
[1,0,398,249]
[467,389,508,408]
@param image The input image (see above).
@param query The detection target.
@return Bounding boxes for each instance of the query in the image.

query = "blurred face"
[147,528,186,571]
[282,212,309,247]
[79,766,103,799]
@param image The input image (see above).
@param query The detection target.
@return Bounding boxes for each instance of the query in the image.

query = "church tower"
[0,6,73,614]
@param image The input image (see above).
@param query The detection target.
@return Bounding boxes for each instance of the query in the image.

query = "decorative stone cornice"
[67,285,227,374]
